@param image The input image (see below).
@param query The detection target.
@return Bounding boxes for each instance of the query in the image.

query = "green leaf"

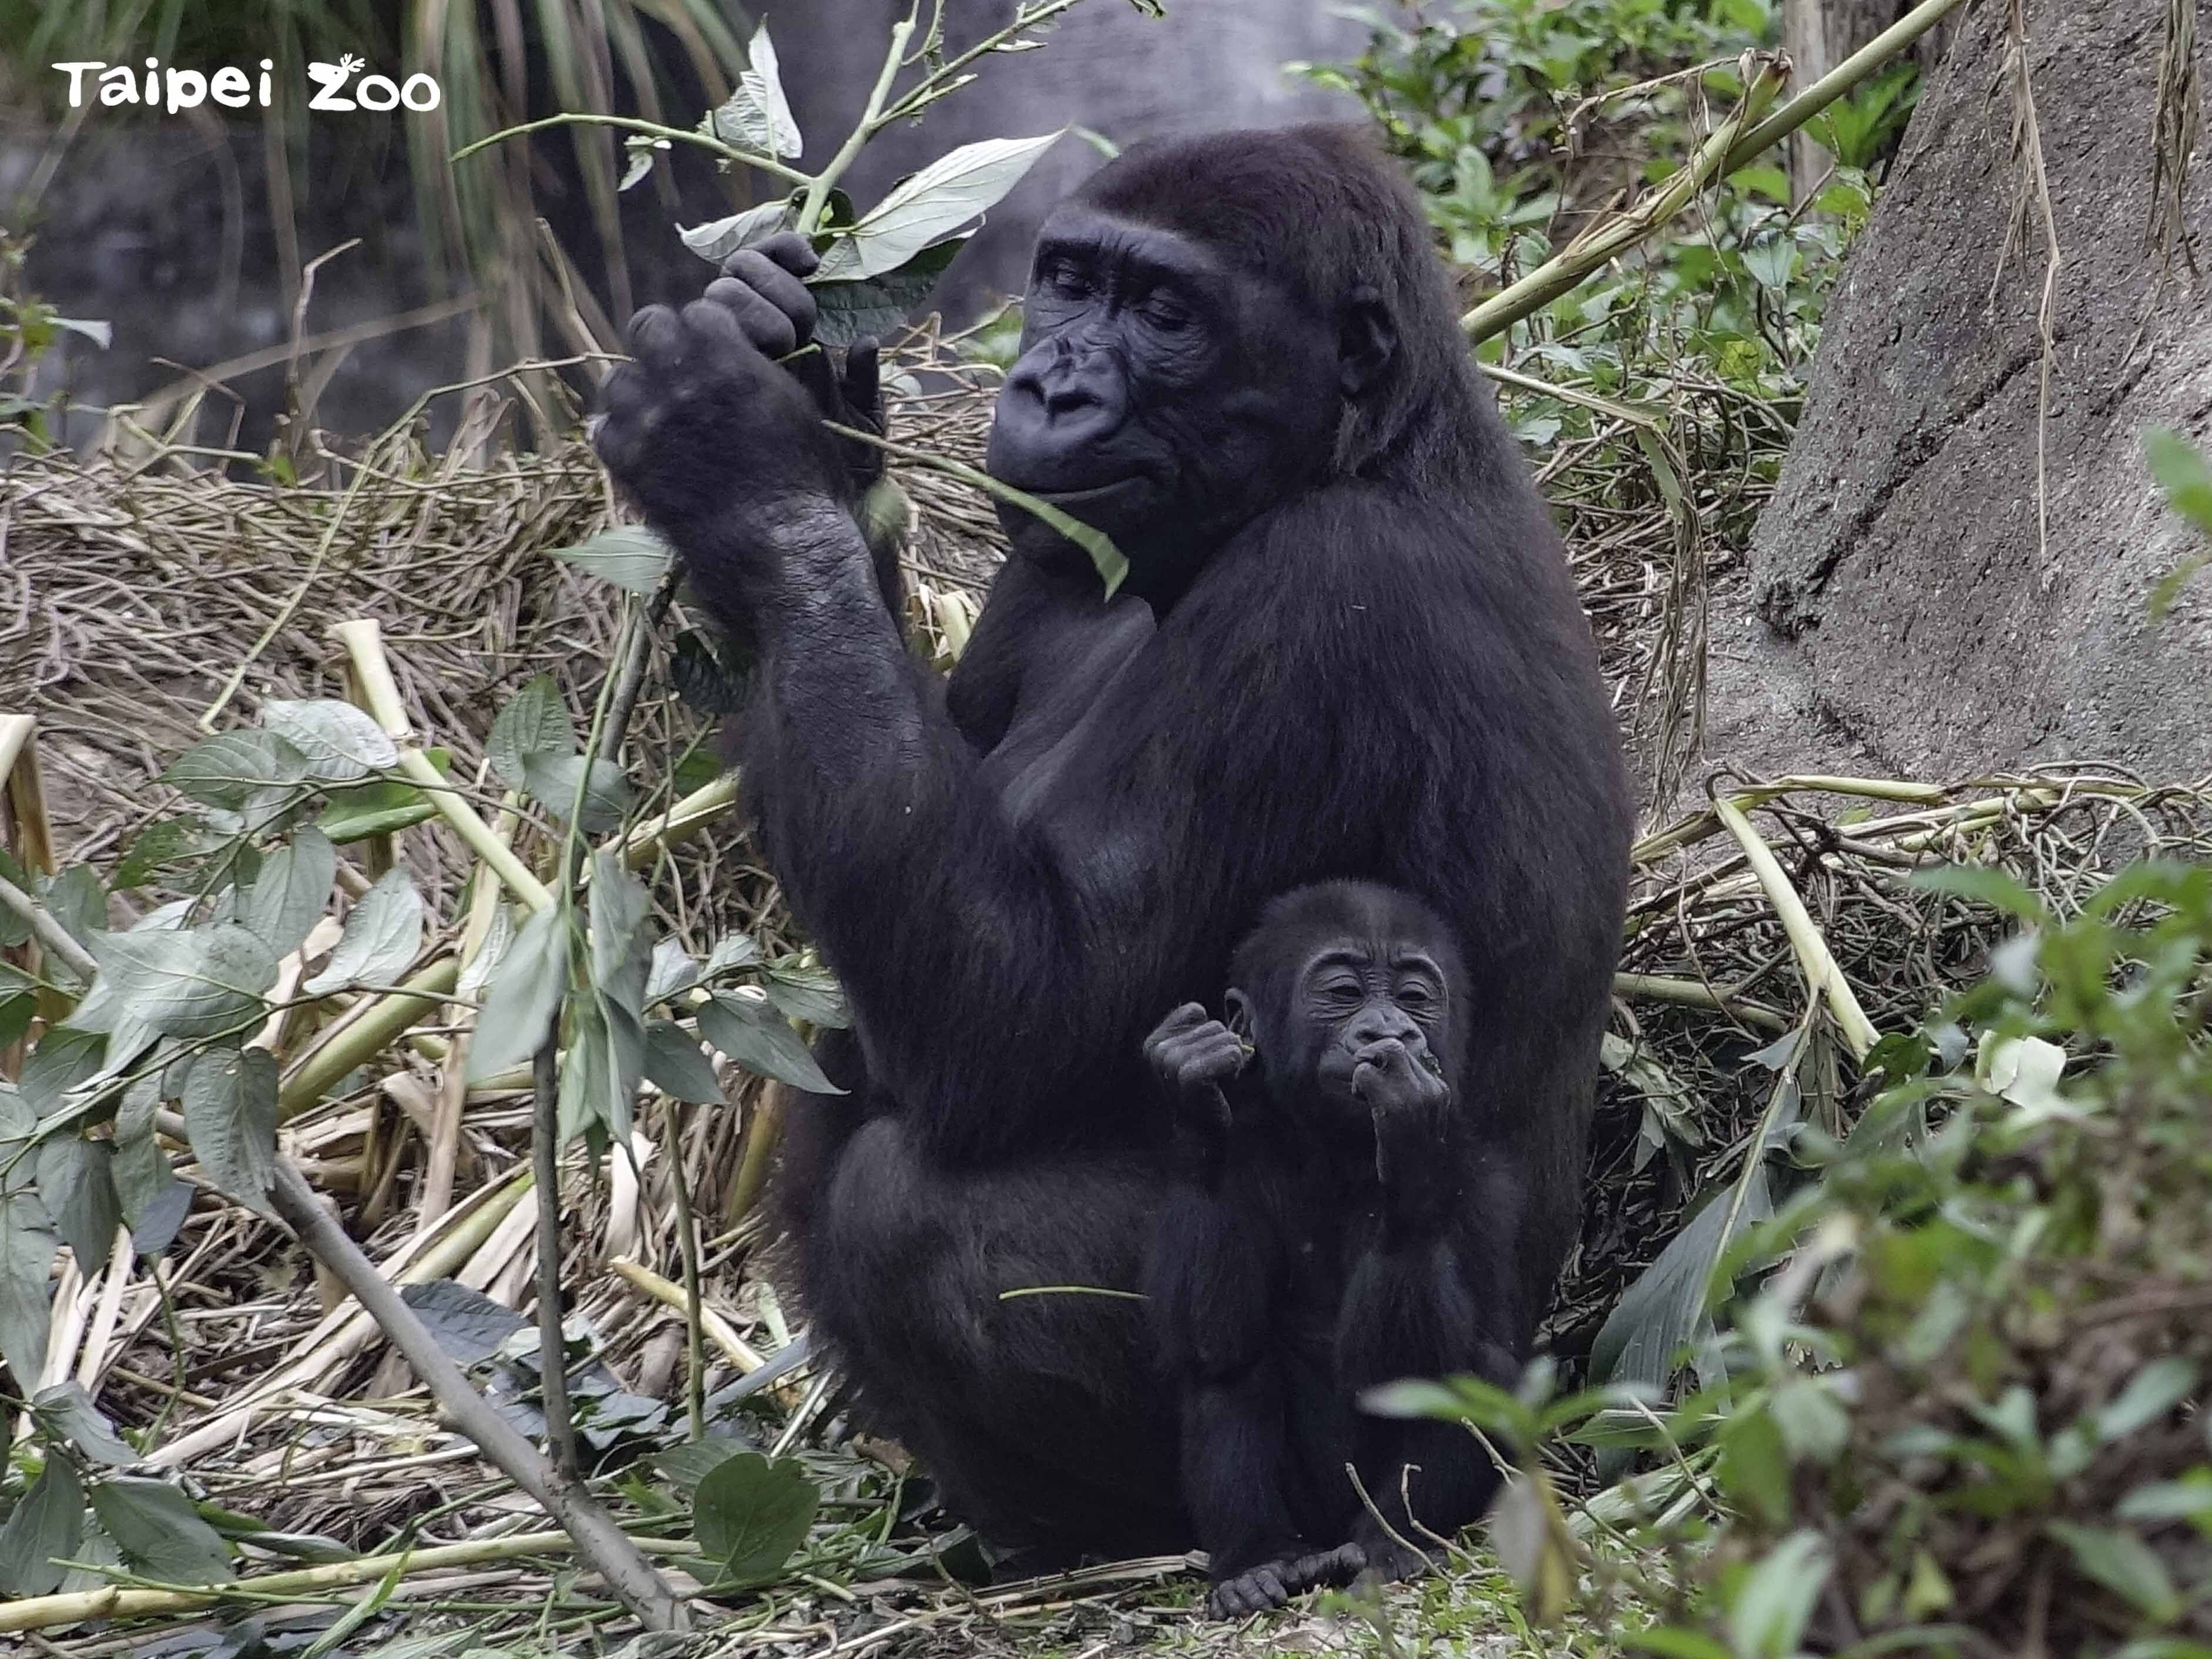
[818,133,1062,283]
[703,932,761,978]
[317,749,451,844]
[161,730,307,810]
[763,964,850,1029]
[680,198,795,266]
[654,1434,753,1493]
[53,315,112,348]
[697,990,845,1094]
[486,676,573,792]
[2048,1522,2181,1624]
[643,1022,726,1104]
[90,1476,235,1584]
[35,1133,121,1268]
[709,23,803,159]
[548,525,676,596]
[73,925,277,1063]
[643,938,700,1009]
[0,1456,83,1596]
[808,239,965,348]
[693,1451,818,1584]
[523,753,634,836]
[588,854,652,1017]
[2146,428,2212,539]
[17,1026,108,1114]
[1727,1529,1830,1658]
[261,700,400,784]
[0,1090,59,1395]
[177,1046,280,1217]
[1619,1628,1734,1659]
[1910,863,2047,921]
[2117,1473,2212,1524]
[303,867,424,995]
[112,817,225,889]
[558,996,617,1147]
[33,1379,139,1465]
[1718,1406,1793,1529]
[1768,1377,1850,1465]
[466,905,571,1081]
[39,865,108,964]
[111,1114,187,1257]
[1590,1171,1771,1388]
[2096,1358,2198,1443]
[237,828,337,956]
[619,134,666,192]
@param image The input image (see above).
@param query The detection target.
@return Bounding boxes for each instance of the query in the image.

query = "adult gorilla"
[595,126,1632,1573]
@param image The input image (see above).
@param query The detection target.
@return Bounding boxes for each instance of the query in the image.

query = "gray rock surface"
[1737,0,2212,783]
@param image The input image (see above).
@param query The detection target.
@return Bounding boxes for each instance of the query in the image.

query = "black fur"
[1144,881,1511,1614]
[595,125,1632,1584]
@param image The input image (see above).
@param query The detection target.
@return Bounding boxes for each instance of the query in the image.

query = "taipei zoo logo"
[52,54,442,116]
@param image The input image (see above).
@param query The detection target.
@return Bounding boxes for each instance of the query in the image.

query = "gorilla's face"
[985,206,1342,592]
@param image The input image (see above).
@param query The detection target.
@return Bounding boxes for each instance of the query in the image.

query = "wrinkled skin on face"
[985,206,1385,597]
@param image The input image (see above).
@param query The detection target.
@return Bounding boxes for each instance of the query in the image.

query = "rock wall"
[1736,0,2211,781]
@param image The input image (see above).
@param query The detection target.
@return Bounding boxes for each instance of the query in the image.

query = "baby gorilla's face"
[1295,941,1449,1117]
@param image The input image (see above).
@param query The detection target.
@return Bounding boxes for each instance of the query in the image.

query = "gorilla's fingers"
[625,304,683,369]
[737,230,820,280]
[682,298,753,365]
[724,249,819,342]
[844,337,882,425]
[701,281,796,358]
[599,362,649,422]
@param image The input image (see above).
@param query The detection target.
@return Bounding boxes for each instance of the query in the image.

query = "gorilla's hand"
[706,233,884,500]
[1142,1003,1246,1143]
[595,295,844,561]
[1353,1039,1453,1227]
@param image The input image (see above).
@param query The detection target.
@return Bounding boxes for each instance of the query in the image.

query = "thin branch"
[0,869,97,985]
[140,1109,690,1631]
[449,111,808,187]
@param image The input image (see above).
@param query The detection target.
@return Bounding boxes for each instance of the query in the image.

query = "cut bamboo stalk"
[327,620,554,913]
[1714,797,1879,1062]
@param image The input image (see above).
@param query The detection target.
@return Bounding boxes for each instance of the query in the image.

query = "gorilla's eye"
[1040,258,1092,298]
[1143,301,1193,333]
[1398,980,1439,1012]
[1313,972,1363,1005]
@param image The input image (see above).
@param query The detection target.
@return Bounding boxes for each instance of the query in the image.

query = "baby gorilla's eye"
[1144,303,1191,333]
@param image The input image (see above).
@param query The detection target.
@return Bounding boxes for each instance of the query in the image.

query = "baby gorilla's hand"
[1351,1039,1454,1227]
[1349,1036,1451,1115]
[1142,1003,1247,1141]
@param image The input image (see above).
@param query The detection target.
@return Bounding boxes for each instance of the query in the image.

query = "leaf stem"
[450,112,809,187]
[797,18,916,234]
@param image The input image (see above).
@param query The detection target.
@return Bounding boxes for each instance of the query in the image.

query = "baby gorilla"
[1143,881,1515,1617]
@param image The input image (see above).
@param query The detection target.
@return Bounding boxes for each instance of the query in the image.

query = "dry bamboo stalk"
[1714,797,1880,1062]
[73,1228,135,1395]
[0,1529,694,1634]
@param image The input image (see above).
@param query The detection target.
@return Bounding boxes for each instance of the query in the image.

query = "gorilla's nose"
[1006,348,1126,436]
[1347,1006,1424,1051]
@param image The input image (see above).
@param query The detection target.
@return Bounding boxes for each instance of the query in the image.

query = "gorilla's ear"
[1223,988,1256,1047]
[1338,286,1396,398]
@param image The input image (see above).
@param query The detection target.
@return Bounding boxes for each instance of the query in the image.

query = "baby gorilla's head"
[1227,880,1463,1126]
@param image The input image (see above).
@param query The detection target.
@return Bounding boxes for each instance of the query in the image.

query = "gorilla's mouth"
[1023,476,1151,512]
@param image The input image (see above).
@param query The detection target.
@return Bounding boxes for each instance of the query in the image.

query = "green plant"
[0,229,108,445]
[1423,861,2212,1655]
